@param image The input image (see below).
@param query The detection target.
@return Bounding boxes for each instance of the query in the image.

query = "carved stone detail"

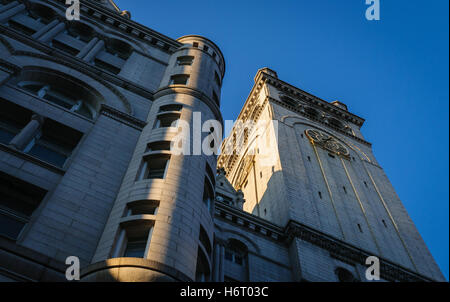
[305,129,350,158]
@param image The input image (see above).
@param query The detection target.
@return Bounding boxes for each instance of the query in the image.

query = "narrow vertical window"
[357,224,363,233]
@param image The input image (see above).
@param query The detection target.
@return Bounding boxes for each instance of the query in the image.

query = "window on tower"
[202,178,214,214]
[170,74,189,85]
[137,154,170,180]
[176,55,194,66]
[153,112,181,129]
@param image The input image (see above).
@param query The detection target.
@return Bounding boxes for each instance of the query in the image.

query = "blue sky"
[114,0,449,279]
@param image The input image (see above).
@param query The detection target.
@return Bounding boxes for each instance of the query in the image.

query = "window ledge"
[119,215,156,228]
[0,143,65,175]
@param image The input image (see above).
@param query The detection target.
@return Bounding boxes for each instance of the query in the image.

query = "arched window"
[280,95,298,107]
[195,247,211,282]
[304,106,320,119]
[6,3,57,36]
[105,38,133,60]
[328,117,344,129]
[27,3,56,25]
[335,267,357,282]
[15,70,102,119]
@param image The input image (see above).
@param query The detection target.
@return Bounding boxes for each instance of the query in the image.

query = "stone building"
[0,0,445,282]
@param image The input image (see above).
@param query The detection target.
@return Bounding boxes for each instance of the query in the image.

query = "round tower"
[82,36,225,282]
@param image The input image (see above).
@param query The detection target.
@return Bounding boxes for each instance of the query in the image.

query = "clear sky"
[114,0,449,279]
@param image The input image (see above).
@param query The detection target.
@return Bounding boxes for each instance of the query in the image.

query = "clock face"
[305,129,350,158]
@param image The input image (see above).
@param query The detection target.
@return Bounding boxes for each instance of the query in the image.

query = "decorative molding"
[273,96,371,146]
[0,25,155,109]
[215,201,435,282]
[80,257,193,282]
[0,143,65,175]
[284,221,433,282]
[100,104,146,130]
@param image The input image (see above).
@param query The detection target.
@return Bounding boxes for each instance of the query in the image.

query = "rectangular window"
[170,74,189,85]
[51,39,80,56]
[146,141,171,153]
[25,119,83,168]
[93,58,121,75]
[0,172,47,240]
[127,200,160,216]
[0,122,17,145]
[0,99,32,145]
[153,113,180,129]
[123,236,148,258]
[7,17,38,36]
[214,71,221,87]
[202,178,214,213]
[225,250,233,261]
[159,104,182,113]
[212,91,219,105]
[138,154,170,180]
[199,225,212,255]
[177,55,194,66]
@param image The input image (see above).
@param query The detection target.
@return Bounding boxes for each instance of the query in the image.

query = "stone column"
[76,37,99,60]
[219,244,225,282]
[0,2,25,23]
[9,114,45,151]
[39,22,66,43]
[0,1,19,14]
[213,242,221,281]
[32,19,60,40]
[83,40,105,62]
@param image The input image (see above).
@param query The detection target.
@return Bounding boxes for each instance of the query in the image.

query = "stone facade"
[0,0,445,282]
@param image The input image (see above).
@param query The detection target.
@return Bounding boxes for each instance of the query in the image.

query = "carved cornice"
[271,96,371,146]
[100,104,146,130]
[51,0,182,53]
[0,25,155,108]
[257,70,365,127]
[215,201,435,282]
[284,221,434,282]
[215,201,285,242]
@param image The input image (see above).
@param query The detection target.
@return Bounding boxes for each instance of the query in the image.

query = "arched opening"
[328,117,344,129]
[15,69,103,119]
[280,95,298,107]
[105,38,133,60]
[304,106,320,119]
[195,247,211,282]
[6,2,57,36]
[335,267,357,282]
